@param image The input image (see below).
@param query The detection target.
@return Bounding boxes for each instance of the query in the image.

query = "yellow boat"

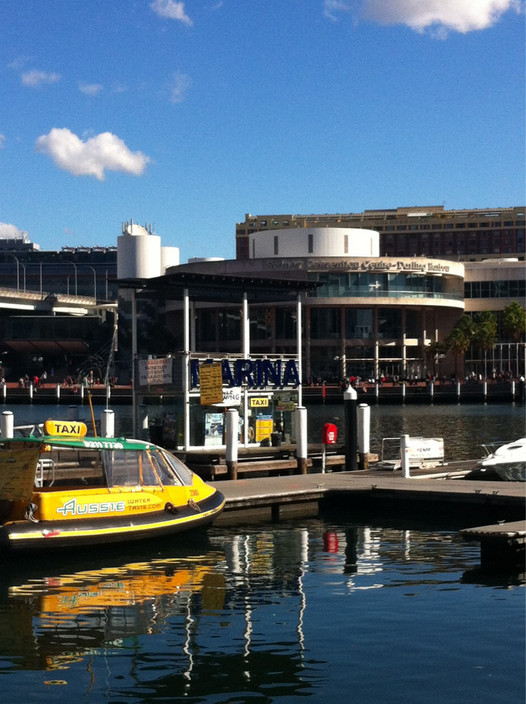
[0,420,225,552]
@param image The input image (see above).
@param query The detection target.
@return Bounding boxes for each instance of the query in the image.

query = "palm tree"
[501,302,526,378]
[473,312,497,378]
[445,315,475,378]
[502,301,526,342]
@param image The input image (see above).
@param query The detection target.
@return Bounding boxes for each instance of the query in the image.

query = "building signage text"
[191,358,300,390]
[265,258,451,274]
[138,357,173,386]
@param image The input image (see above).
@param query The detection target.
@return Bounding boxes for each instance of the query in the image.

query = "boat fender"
[164,502,178,515]
[24,502,39,523]
[188,498,202,513]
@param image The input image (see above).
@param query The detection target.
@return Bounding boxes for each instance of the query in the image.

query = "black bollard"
[344,386,358,471]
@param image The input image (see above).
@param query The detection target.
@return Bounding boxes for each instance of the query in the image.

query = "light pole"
[86,266,97,299]
[65,260,78,295]
[3,254,25,291]
[7,255,20,291]
[39,258,53,296]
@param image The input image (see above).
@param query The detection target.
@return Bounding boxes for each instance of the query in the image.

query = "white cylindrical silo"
[161,246,181,273]
[117,222,162,279]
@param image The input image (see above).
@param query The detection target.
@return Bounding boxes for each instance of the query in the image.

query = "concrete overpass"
[0,286,116,316]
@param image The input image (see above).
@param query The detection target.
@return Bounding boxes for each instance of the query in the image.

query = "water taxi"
[0,420,225,552]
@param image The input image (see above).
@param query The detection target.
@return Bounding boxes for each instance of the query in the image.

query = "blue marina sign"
[191,358,300,390]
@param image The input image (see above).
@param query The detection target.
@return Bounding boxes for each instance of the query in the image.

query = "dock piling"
[1,410,13,438]
[225,409,239,480]
[358,404,370,470]
[296,406,308,474]
[344,387,358,471]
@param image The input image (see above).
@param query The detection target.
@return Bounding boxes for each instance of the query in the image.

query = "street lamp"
[5,254,23,292]
[86,266,97,299]
[66,260,78,295]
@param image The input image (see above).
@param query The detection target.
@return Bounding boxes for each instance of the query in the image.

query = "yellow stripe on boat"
[7,498,226,543]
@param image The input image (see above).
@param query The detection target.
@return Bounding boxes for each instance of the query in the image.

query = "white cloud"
[8,56,32,71]
[361,0,523,35]
[169,71,192,104]
[324,1,352,21]
[79,82,103,96]
[21,69,61,87]
[35,128,151,180]
[0,222,26,239]
[0,134,5,148]
[150,0,193,25]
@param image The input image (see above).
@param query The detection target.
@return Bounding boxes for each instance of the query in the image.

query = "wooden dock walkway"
[213,470,525,568]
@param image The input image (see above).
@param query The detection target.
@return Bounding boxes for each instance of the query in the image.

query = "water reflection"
[0,520,523,702]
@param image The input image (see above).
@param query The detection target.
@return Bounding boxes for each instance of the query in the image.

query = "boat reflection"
[0,544,226,672]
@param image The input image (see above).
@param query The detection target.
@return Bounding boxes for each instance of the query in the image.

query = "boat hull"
[0,491,225,552]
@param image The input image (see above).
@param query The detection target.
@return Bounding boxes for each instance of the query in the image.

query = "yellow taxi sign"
[250,397,269,408]
[44,420,88,438]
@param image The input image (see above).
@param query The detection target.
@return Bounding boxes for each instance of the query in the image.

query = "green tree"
[445,315,475,378]
[473,312,498,378]
[501,301,526,342]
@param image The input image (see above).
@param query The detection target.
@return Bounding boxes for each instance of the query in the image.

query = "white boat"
[477,438,526,481]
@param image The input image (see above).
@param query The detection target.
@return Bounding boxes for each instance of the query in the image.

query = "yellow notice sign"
[255,420,273,442]
[200,363,224,405]
[250,397,269,408]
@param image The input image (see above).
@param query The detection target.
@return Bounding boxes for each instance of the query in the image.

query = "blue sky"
[1,0,524,261]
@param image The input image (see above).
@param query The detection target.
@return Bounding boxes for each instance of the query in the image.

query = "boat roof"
[3,435,156,451]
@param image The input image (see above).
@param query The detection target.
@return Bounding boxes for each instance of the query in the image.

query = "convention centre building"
[172,224,466,382]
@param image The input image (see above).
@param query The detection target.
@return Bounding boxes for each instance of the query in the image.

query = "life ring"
[248,426,255,441]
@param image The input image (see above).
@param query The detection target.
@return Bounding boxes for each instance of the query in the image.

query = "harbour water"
[7,401,525,461]
[0,516,523,704]
[0,403,524,703]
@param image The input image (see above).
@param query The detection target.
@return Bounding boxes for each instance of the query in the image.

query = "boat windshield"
[157,450,195,486]
[103,449,194,488]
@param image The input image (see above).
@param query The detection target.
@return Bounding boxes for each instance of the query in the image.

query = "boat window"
[104,450,163,488]
[160,451,195,486]
[148,450,183,486]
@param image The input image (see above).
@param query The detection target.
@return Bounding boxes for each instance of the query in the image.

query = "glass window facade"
[311,272,454,299]
[218,310,240,342]
[464,279,526,298]
[345,308,374,338]
[250,308,271,340]
[275,307,296,340]
[310,307,341,339]
[378,309,402,339]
